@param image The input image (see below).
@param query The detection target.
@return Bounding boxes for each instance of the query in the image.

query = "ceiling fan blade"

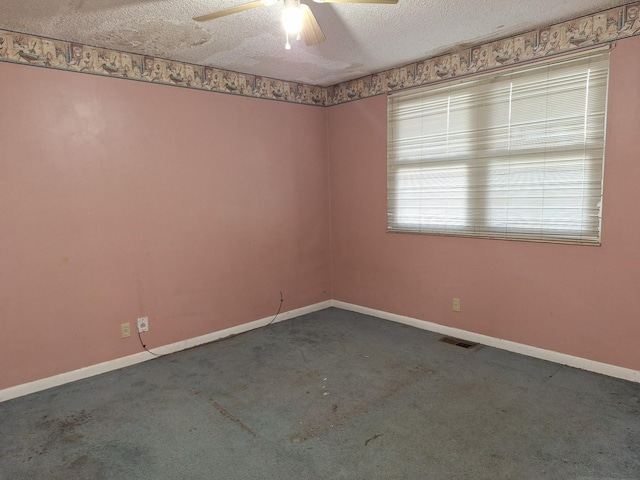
[311,0,398,4]
[193,1,268,22]
[300,4,326,46]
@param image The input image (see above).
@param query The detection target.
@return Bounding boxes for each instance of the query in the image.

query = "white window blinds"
[387,49,609,245]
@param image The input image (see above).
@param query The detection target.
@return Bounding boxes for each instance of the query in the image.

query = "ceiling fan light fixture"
[282,4,303,35]
[195,0,396,50]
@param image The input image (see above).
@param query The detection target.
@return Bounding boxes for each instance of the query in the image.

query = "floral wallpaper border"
[0,30,327,106]
[329,2,640,105]
[1,2,639,107]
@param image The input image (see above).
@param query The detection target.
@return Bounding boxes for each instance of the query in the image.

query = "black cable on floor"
[267,291,284,326]
[137,291,283,356]
[137,330,163,357]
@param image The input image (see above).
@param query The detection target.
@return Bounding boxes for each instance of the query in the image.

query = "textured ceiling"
[0,0,634,86]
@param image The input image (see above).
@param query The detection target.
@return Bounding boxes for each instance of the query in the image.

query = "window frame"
[387,48,610,245]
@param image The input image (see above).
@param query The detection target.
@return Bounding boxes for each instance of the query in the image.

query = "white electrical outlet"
[121,323,131,338]
[137,317,149,333]
[452,298,461,312]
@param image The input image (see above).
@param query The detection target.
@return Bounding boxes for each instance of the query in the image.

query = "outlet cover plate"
[137,317,149,333]
[121,323,131,338]
[452,298,461,312]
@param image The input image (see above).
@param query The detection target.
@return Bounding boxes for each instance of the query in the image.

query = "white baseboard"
[331,300,640,384]
[3,298,637,403]
[0,300,332,403]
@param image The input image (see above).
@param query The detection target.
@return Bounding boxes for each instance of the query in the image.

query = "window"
[387,49,609,245]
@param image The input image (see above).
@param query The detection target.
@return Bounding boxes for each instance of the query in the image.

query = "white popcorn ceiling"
[0,0,633,86]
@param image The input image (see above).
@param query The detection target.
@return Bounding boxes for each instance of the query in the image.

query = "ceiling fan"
[193,0,398,49]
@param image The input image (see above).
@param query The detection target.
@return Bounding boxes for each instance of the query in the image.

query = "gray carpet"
[1,307,639,479]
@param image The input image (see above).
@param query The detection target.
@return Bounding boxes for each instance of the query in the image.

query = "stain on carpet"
[211,401,257,437]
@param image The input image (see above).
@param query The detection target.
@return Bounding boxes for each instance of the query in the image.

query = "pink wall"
[0,62,331,389]
[2,36,639,392]
[328,36,640,372]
